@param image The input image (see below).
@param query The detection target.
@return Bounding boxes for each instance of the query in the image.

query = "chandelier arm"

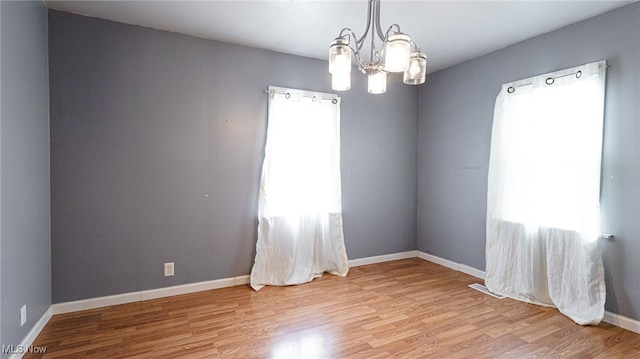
[338,28,353,39]
[383,24,401,41]
[356,34,366,52]
[339,28,360,55]
[338,27,366,69]
[410,39,421,52]
[340,28,358,54]
[370,22,376,63]
[355,0,374,46]
[374,0,387,41]
[354,50,368,71]
[363,0,383,65]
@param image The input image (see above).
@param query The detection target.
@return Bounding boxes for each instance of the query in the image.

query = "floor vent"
[468,283,506,299]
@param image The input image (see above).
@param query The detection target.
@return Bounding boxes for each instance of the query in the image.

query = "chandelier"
[329,0,427,94]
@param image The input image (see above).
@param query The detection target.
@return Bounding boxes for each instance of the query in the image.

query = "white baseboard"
[52,275,250,315]
[52,251,421,314]
[29,249,640,345]
[52,252,419,314]
[9,306,52,359]
[416,250,640,335]
[603,309,640,334]
[348,250,418,267]
[416,251,486,279]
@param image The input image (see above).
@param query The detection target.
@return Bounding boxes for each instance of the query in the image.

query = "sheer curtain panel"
[485,61,607,325]
[250,86,349,290]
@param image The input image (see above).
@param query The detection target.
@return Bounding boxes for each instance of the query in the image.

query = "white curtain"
[250,86,349,290]
[486,61,607,325]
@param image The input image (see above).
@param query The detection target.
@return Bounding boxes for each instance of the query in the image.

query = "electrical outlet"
[164,262,174,277]
[20,305,27,326]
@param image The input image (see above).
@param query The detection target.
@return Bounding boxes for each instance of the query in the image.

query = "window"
[250,87,349,290]
[261,91,341,218]
[493,64,605,236]
[485,61,607,325]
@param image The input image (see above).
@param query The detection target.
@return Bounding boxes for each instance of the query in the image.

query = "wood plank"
[25,258,640,358]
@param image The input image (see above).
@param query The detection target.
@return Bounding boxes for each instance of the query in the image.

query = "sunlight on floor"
[271,333,327,359]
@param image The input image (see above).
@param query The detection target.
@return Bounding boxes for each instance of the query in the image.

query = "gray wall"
[49,11,418,303]
[417,3,640,321]
[1,0,3,348]
[0,0,51,354]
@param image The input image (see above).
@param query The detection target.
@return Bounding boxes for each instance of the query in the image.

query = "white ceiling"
[44,0,636,73]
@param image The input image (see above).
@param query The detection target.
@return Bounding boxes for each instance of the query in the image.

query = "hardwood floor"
[26,258,640,358]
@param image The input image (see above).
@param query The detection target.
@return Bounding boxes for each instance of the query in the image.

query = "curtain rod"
[263,89,339,104]
[507,65,609,94]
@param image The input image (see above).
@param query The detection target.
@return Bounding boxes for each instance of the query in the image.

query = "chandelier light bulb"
[403,51,427,85]
[334,53,350,74]
[384,33,411,73]
[329,38,351,74]
[368,70,387,94]
[409,62,421,76]
[332,71,351,91]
